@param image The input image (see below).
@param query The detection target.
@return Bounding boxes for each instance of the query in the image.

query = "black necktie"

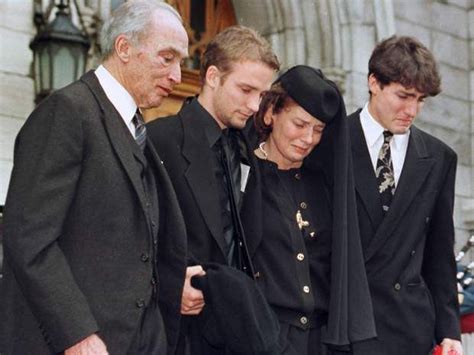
[376,131,395,213]
[221,130,241,203]
[220,130,242,266]
[133,110,146,151]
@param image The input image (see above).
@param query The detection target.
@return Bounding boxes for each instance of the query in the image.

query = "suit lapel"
[349,112,384,230]
[180,105,226,255]
[364,126,435,262]
[80,71,148,216]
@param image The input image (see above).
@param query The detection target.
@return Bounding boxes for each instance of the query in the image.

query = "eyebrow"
[160,46,189,59]
[237,82,260,91]
[294,117,326,127]
[397,90,426,100]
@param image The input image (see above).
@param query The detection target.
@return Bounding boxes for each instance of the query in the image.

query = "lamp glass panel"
[39,46,51,92]
[75,49,85,80]
[52,44,75,90]
[33,50,41,95]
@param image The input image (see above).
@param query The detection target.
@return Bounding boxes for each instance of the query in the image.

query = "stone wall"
[393,0,474,248]
[0,1,35,205]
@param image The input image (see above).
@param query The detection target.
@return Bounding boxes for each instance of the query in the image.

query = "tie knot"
[133,110,145,128]
[383,130,393,142]
[220,129,232,145]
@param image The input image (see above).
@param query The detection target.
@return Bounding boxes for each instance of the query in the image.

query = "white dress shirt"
[359,103,410,187]
[94,65,137,137]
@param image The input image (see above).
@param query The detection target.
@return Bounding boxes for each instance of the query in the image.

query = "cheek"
[312,133,323,146]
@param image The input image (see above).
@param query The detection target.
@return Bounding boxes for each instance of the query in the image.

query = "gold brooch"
[296,210,309,230]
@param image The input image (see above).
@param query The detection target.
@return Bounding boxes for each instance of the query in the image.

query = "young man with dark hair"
[348,35,462,355]
[147,25,279,354]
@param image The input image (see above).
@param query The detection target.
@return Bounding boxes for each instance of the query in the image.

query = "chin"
[230,120,247,130]
[394,127,410,134]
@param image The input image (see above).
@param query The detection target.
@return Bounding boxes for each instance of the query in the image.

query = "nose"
[247,93,261,114]
[169,63,182,85]
[404,100,418,118]
[302,127,314,145]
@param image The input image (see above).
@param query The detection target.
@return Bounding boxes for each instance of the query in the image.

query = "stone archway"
[230,0,397,98]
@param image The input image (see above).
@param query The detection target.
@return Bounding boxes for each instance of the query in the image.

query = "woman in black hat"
[242,65,376,354]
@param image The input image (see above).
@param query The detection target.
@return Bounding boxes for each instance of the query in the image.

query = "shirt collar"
[188,97,223,148]
[94,65,137,125]
[360,103,410,151]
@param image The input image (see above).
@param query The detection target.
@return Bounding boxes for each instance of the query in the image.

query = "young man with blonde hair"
[148,25,279,354]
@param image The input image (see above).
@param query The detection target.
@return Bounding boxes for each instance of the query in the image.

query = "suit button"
[300,202,307,209]
[141,253,149,262]
[425,217,430,224]
[136,299,145,308]
[411,250,416,256]
[303,285,310,293]
[394,283,401,291]
[297,253,305,261]
[300,316,308,325]
[151,278,156,285]
[295,173,301,180]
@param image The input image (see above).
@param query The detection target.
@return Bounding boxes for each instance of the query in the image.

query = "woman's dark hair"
[253,83,292,141]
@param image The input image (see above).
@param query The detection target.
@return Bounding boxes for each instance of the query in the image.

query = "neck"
[367,101,388,130]
[197,88,227,130]
[261,140,302,170]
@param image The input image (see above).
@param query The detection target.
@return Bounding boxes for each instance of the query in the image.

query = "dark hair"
[368,35,441,96]
[253,82,290,141]
[200,25,280,84]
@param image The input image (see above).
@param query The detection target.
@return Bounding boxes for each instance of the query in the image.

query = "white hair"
[100,0,182,60]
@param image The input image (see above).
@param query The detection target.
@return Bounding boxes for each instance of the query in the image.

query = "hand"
[65,334,108,355]
[181,265,206,315]
[441,338,463,355]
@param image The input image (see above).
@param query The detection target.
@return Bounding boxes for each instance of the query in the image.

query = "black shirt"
[192,100,242,267]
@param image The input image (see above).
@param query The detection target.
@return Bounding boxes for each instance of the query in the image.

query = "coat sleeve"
[422,151,461,342]
[3,91,99,352]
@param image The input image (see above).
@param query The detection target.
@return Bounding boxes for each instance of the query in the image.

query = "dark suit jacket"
[348,110,460,355]
[147,98,259,270]
[0,71,187,354]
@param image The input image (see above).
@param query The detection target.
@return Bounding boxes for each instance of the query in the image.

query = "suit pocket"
[406,281,436,322]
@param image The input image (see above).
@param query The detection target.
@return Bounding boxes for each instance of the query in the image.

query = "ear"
[263,107,275,126]
[368,74,381,96]
[205,65,221,89]
[115,34,132,63]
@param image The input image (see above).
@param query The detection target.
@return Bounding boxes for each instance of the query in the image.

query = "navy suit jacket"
[349,110,460,355]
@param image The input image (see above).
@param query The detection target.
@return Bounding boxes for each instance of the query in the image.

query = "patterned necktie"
[376,130,395,213]
[133,110,146,151]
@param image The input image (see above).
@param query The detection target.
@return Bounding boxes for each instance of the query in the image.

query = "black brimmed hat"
[275,65,341,123]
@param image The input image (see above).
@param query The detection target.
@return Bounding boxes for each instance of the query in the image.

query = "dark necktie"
[376,130,395,213]
[220,130,242,266]
[133,110,146,151]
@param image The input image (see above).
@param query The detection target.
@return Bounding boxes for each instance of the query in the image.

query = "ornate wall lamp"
[30,0,90,104]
